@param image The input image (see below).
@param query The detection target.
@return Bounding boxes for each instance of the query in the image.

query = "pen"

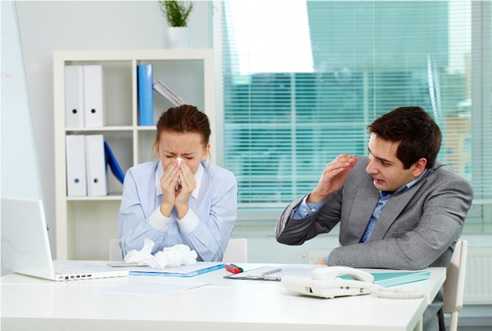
[224,264,243,274]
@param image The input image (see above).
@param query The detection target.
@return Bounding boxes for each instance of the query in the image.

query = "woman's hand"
[175,162,196,219]
[308,154,357,203]
[159,161,179,217]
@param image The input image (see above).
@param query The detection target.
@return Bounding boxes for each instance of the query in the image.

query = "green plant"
[159,0,193,27]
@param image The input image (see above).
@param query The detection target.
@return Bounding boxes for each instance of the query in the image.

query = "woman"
[118,105,237,261]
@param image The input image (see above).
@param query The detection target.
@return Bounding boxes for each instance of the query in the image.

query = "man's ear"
[412,158,428,177]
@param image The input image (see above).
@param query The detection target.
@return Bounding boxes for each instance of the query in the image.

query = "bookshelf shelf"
[137,126,157,131]
[54,49,215,259]
[65,126,133,133]
[67,195,123,201]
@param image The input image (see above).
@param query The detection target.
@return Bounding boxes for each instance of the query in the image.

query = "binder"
[85,135,107,196]
[83,65,104,128]
[66,135,87,196]
[137,64,154,126]
[104,140,125,184]
[64,66,84,128]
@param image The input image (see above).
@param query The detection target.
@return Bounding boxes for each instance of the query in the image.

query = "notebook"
[129,263,224,278]
[371,271,431,287]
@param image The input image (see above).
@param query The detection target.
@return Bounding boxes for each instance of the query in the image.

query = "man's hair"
[155,104,211,145]
[368,106,441,169]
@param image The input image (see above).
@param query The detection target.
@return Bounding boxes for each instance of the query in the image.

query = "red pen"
[224,264,243,274]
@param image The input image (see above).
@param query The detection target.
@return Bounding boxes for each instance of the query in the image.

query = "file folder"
[137,64,154,126]
[85,135,107,196]
[129,263,224,278]
[64,65,84,128]
[83,65,104,128]
[153,79,184,106]
[104,141,125,184]
[66,135,87,196]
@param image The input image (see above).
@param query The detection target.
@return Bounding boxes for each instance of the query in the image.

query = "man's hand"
[308,154,357,203]
[175,162,196,219]
[315,257,328,266]
[159,161,179,217]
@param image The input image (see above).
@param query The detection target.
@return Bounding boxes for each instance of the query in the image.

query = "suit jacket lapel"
[347,177,379,242]
[370,177,428,240]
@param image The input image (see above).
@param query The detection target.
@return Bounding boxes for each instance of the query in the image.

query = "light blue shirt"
[118,160,237,261]
[293,170,429,243]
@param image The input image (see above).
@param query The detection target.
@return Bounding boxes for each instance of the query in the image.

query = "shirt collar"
[380,169,429,198]
[155,161,204,199]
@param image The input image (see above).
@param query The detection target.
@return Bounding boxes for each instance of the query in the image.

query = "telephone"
[282,266,425,300]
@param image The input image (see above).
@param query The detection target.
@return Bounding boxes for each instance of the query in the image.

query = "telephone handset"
[282,266,425,299]
[312,266,374,283]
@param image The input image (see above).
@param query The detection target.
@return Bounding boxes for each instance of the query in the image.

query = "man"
[276,106,473,330]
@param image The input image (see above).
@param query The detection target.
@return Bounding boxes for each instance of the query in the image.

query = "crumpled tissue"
[124,238,198,269]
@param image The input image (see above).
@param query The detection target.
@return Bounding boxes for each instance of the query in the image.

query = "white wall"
[14,0,212,256]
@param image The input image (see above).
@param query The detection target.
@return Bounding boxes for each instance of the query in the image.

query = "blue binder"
[104,141,125,184]
[137,64,154,126]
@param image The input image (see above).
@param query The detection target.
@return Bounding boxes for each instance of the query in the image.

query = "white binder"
[83,65,104,128]
[66,135,87,196]
[64,66,84,128]
[85,135,107,196]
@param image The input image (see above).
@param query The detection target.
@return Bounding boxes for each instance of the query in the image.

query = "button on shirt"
[118,160,237,261]
[292,170,429,243]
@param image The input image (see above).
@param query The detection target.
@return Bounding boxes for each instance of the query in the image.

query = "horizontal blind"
[220,1,492,231]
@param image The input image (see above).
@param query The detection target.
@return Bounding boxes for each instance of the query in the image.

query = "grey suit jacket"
[276,157,473,270]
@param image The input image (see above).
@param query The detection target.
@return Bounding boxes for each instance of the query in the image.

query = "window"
[216,1,492,233]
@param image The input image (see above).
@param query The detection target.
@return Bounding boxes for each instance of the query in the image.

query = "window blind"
[218,1,492,232]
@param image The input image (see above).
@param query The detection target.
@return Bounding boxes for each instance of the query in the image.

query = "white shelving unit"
[53,50,215,259]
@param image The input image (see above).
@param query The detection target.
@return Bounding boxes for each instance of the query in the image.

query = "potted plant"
[159,0,193,48]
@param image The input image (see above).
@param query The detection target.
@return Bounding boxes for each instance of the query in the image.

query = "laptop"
[1,198,128,281]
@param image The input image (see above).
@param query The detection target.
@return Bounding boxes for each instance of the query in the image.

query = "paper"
[102,280,209,296]
[224,266,282,281]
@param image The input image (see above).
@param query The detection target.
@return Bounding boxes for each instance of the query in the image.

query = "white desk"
[1,263,446,331]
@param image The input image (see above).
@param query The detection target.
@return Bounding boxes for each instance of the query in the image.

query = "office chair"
[438,239,468,331]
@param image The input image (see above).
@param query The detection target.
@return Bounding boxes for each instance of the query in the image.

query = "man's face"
[365,133,425,192]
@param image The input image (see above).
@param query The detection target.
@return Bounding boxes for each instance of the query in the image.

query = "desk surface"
[1,263,446,331]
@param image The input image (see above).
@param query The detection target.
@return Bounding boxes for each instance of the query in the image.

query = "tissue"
[124,238,155,265]
[175,157,183,191]
[124,239,198,269]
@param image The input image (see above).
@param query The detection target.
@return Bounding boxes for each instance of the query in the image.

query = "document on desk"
[102,279,209,297]
[129,263,224,278]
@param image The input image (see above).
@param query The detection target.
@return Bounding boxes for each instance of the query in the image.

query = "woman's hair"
[155,104,211,146]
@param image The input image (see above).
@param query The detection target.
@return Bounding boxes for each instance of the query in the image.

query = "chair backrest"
[109,238,123,261]
[443,239,468,313]
[223,238,248,263]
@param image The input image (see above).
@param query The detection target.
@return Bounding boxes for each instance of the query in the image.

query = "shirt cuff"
[292,194,324,220]
[177,208,200,234]
[148,207,172,232]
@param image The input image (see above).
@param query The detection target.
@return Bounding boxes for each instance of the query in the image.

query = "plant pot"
[168,27,190,48]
